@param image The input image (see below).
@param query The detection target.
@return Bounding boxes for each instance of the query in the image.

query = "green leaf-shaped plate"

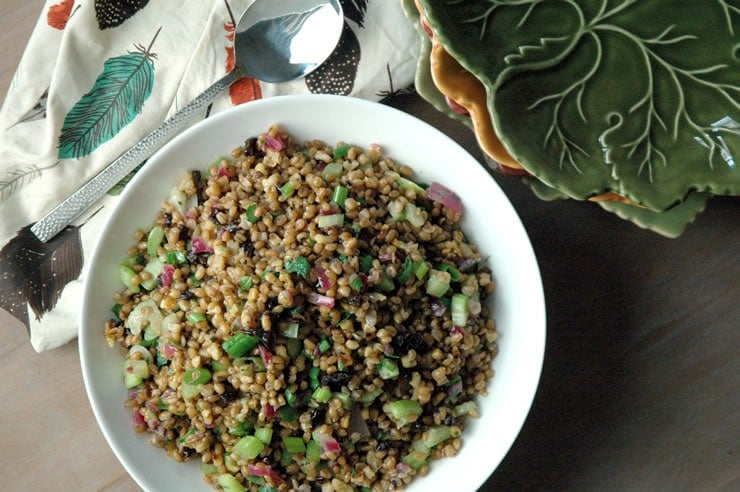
[418,0,739,212]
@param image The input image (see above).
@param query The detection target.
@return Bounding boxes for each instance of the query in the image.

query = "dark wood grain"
[389,94,740,491]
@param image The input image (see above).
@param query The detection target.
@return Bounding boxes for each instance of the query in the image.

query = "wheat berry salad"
[104,125,498,492]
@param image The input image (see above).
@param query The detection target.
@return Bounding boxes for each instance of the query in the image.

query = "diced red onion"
[132,409,145,426]
[396,462,412,475]
[191,237,213,254]
[264,403,276,420]
[428,181,463,214]
[457,257,477,272]
[127,388,141,400]
[264,133,286,152]
[259,345,273,367]
[247,464,283,485]
[160,341,178,359]
[319,202,341,216]
[447,378,463,400]
[430,298,446,317]
[315,432,342,454]
[145,400,158,412]
[216,163,231,178]
[451,326,466,338]
[378,252,395,263]
[308,292,335,308]
[160,264,174,288]
[314,265,332,290]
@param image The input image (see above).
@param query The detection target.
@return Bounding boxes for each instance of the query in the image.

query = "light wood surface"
[1,2,738,491]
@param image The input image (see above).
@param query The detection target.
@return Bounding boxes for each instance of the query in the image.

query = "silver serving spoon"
[31,0,344,243]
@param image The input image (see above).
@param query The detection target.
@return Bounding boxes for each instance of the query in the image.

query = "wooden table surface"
[1,2,738,491]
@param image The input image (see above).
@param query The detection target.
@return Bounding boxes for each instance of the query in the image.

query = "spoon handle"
[31,70,240,243]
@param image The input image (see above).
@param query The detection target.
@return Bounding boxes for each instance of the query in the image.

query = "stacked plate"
[403,0,739,237]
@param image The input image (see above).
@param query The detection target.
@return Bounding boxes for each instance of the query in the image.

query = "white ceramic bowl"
[80,94,546,491]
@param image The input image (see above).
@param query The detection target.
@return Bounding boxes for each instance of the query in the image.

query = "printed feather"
[58,38,158,159]
[95,0,150,30]
[305,22,361,95]
[0,224,83,329]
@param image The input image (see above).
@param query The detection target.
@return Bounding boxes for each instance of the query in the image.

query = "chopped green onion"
[321,162,343,179]
[211,359,228,373]
[238,276,254,291]
[385,399,423,427]
[378,274,395,292]
[317,213,344,229]
[146,226,164,256]
[425,269,451,297]
[228,420,253,436]
[318,337,331,354]
[396,176,425,194]
[377,358,399,380]
[156,399,168,411]
[245,356,267,372]
[451,293,470,326]
[222,333,260,358]
[218,474,246,492]
[397,257,414,285]
[165,250,187,265]
[333,143,350,159]
[333,392,353,410]
[245,203,260,223]
[402,449,428,470]
[437,263,461,282]
[186,312,206,324]
[308,366,321,390]
[284,388,297,407]
[178,427,196,443]
[183,367,212,385]
[286,338,302,359]
[280,181,295,198]
[359,255,374,273]
[282,436,307,454]
[260,269,277,281]
[111,303,122,321]
[232,435,264,460]
[312,385,332,403]
[119,264,140,293]
[423,426,453,448]
[254,427,273,444]
[277,406,298,422]
[332,185,349,208]
[359,388,383,405]
[285,256,310,279]
[349,273,364,292]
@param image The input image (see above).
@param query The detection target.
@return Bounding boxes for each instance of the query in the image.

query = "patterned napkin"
[0,0,420,352]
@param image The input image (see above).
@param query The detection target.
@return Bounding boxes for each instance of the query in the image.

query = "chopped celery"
[450,293,470,326]
[280,322,299,339]
[123,359,148,388]
[254,427,273,444]
[385,399,422,427]
[218,474,246,492]
[332,185,349,208]
[306,439,321,463]
[317,213,344,229]
[359,388,383,405]
[377,359,399,380]
[378,274,395,292]
[181,382,200,400]
[233,435,265,460]
[146,226,164,256]
[321,162,343,179]
[119,264,140,293]
[388,199,405,220]
[318,337,331,353]
[126,299,163,336]
[141,258,164,290]
[425,270,451,297]
[282,436,306,454]
[423,426,453,448]
[211,359,228,373]
[453,400,479,417]
[396,176,425,194]
[402,449,428,470]
[183,367,212,385]
[333,392,353,410]
[222,333,260,358]
[415,261,430,280]
[312,386,332,403]
[404,203,425,228]
[186,311,206,324]
[280,181,295,198]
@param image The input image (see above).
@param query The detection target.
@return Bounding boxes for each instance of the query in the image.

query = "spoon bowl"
[30,0,344,243]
